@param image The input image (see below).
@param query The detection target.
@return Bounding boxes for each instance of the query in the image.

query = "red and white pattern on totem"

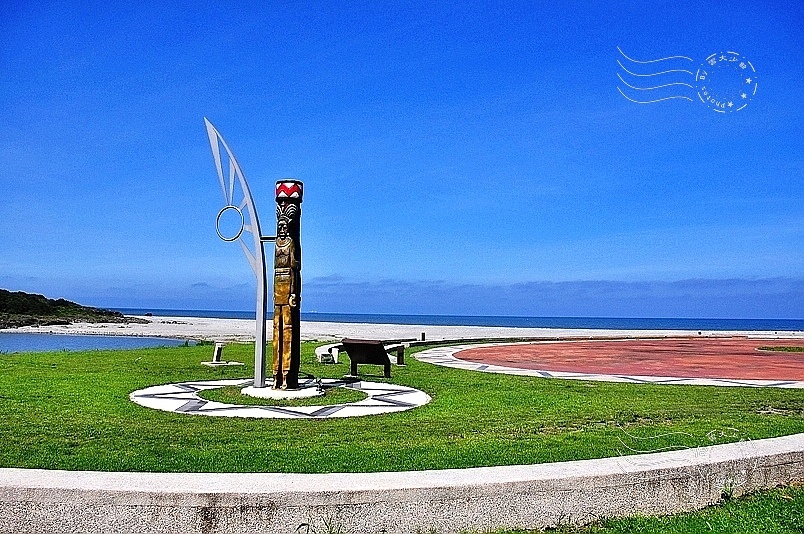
[276,182,302,199]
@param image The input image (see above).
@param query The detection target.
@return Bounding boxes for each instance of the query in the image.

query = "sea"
[2,310,801,354]
[118,309,804,332]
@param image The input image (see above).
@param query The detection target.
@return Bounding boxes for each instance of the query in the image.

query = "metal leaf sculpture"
[204,118,271,387]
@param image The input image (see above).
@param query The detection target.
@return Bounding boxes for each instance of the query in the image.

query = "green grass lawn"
[500,483,804,533]
[0,341,803,473]
[198,383,368,407]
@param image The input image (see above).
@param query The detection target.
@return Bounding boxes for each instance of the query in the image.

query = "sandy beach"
[3,315,802,342]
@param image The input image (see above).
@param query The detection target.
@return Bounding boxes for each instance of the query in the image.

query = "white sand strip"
[2,315,802,342]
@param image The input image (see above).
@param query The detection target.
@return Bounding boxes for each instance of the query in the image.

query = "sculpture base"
[241,384,324,400]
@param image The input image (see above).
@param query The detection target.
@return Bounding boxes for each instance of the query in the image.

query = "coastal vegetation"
[0,288,144,329]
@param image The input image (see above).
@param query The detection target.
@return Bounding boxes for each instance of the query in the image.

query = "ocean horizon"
[115,309,804,332]
[4,310,802,353]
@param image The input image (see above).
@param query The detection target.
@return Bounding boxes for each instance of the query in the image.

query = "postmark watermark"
[696,52,757,112]
[613,425,760,499]
[617,47,758,113]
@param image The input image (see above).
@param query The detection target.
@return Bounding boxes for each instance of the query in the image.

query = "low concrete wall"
[2,432,803,534]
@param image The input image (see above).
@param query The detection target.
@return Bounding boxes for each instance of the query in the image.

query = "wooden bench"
[340,338,407,378]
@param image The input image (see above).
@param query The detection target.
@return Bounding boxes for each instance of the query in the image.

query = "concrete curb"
[2,433,803,533]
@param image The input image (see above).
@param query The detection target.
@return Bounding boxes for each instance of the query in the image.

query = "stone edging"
[1,433,803,533]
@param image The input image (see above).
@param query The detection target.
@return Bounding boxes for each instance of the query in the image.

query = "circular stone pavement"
[130,378,431,418]
[416,338,804,388]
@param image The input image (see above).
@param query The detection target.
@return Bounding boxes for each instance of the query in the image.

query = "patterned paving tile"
[130,378,431,419]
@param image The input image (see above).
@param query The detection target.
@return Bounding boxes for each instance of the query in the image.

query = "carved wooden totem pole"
[272,180,303,389]
[206,118,306,389]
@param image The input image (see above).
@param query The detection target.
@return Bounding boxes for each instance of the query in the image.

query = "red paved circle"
[456,338,804,381]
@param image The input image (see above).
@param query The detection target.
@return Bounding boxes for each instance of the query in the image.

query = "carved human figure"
[272,187,302,389]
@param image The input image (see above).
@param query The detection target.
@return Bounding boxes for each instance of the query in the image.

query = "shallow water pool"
[0,332,194,353]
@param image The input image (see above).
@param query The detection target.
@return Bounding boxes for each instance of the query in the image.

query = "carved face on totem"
[277,219,289,239]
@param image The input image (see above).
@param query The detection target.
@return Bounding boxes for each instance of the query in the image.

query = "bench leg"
[350,360,358,377]
[384,362,391,378]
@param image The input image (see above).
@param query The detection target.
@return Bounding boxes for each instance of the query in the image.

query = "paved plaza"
[416,338,804,388]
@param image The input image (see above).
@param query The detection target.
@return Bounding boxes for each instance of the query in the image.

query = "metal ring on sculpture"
[215,205,245,242]
[130,378,431,419]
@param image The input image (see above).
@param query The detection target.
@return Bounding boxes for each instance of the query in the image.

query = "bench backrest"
[340,339,391,365]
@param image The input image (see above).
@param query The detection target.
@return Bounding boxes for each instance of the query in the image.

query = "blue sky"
[1,0,802,318]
